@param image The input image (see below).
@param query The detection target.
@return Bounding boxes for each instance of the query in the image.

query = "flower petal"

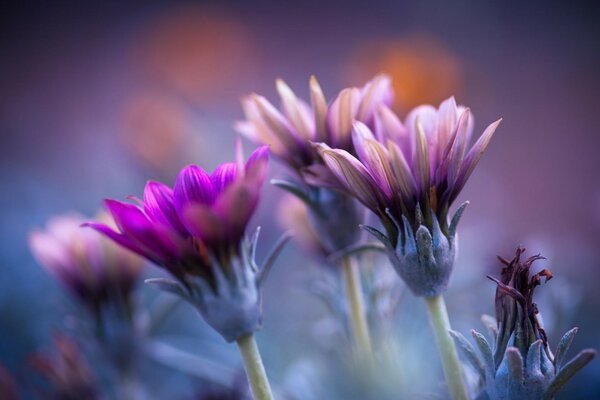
[143,181,187,233]
[327,87,360,150]
[104,199,182,262]
[174,165,215,213]
[244,145,270,184]
[309,75,328,142]
[356,74,394,124]
[210,163,238,197]
[452,118,502,201]
[276,79,314,140]
[413,117,431,194]
[374,105,410,157]
[318,145,382,211]
[352,122,394,197]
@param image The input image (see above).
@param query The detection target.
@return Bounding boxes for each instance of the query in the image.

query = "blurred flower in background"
[27,333,98,400]
[28,212,144,317]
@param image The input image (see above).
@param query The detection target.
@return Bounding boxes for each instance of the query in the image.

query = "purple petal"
[374,105,410,156]
[214,180,261,244]
[103,199,182,262]
[244,145,270,184]
[352,122,394,197]
[174,165,215,215]
[452,118,502,202]
[327,88,360,150]
[413,117,431,194]
[309,75,328,142]
[143,181,187,233]
[211,163,238,197]
[276,79,314,140]
[84,222,153,262]
[319,147,382,212]
[356,74,394,125]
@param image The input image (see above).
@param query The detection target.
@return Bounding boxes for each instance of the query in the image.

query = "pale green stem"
[341,256,373,359]
[425,294,469,400]
[236,333,274,400]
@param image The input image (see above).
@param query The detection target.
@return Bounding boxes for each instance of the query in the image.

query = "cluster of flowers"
[23,75,594,400]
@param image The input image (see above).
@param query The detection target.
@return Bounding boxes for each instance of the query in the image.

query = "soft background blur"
[1,0,599,398]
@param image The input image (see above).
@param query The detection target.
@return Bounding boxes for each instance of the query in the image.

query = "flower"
[450,247,596,399]
[29,212,144,313]
[236,75,392,255]
[236,74,393,178]
[87,145,290,342]
[317,97,501,296]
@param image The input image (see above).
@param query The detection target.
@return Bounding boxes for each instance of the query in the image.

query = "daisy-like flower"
[29,212,144,315]
[317,97,502,296]
[86,145,288,343]
[236,75,392,254]
[450,247,596,400]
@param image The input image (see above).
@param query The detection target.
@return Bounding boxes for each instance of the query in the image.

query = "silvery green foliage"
[451,323,595,400]
[361,202,467,297]
[146,228,291,342]
[450,248,596,399]
[272,179,364,253]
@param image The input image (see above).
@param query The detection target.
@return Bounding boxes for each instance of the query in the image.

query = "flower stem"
[425,294,469,400]
[236,333,274,400]
[341,255,373,359]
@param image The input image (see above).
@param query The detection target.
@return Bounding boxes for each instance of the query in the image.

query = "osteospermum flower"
[450,248,596,400]
[87,145,288,343]
[236,74,393,177]
[29,212,144,313]
[317,97,502,296]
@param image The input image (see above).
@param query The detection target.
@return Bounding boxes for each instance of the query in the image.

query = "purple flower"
[319,97,501,241]
[236,75,393,255]
[29,212,144,312]
[317,97,501,295]
[236,74,393,181]
[86,145,269,282]
[87,145,290,342]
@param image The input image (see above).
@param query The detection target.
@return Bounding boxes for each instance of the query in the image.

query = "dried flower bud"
[451,247,596,399]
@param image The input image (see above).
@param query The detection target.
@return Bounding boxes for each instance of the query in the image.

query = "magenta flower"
[29,213,144,313]
[87,146,290,342]
[87,146,268,281]
[317,97,501,295]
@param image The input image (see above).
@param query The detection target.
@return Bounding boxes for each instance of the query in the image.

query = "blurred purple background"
[1,0,599,398]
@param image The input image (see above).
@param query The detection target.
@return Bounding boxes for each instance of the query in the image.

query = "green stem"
[425,294,469,400]
[236,333,274,400]
[341,256,373,359]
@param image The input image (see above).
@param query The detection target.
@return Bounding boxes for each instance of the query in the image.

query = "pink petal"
[143,181,187,233]
[174,165,215,214]
[211,163,238,196]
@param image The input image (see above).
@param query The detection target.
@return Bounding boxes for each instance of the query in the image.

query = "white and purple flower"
[317,97,502,295]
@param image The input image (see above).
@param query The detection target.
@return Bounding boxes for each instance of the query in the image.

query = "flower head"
[450,248,596,400]
[87,145,269,284]
[236,74,393,180]
[317,97,501,295]
[29,212,144,312]
[88,145,290,342]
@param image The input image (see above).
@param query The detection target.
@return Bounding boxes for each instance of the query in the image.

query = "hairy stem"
[236,333,274,400]
[425,294,469,400]
[341,256,373,360]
